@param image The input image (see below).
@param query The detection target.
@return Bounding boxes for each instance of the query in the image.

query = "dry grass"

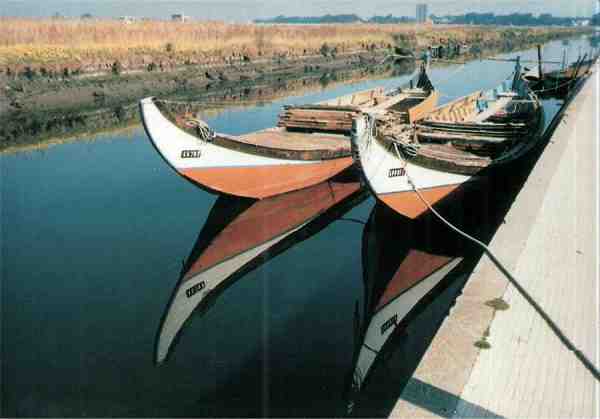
[0,18,403,66]
[0,18,401,49]
[0,18,582,69]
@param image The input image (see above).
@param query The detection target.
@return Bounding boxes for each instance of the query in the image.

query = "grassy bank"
[0,19,587,76]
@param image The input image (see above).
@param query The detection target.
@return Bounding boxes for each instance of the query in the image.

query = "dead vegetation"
[0,18,584,75]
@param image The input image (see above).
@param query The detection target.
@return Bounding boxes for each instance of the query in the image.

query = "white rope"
[391,138,419,158]
[186,118,215,142]
[158,99,215,141]
[389,143,600,381]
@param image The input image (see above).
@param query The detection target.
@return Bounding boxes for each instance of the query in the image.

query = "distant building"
[416,4,428,23]
[119,16,136,24]
[171,13,188,22]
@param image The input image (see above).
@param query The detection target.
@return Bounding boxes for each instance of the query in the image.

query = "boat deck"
[417,143,492,166]
[237,128,350,153]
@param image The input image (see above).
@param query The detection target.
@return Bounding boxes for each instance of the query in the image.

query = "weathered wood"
[408,91,440,123]
[278,106,360,132]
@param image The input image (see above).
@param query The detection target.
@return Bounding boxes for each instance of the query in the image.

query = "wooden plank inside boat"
[277,106,360,133]
[408,91,440,123]
[238,128,350,153]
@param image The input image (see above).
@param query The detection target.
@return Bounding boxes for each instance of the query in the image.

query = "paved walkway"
[391,65,599,418]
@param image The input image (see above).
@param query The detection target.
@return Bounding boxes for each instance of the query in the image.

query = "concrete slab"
[391,64,599,418]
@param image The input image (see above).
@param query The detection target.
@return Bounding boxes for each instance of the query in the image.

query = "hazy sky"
[1,0,598,21]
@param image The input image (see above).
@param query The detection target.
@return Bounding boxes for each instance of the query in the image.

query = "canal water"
[1,37,594,417]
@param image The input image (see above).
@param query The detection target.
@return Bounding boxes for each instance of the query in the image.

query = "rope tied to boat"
[530,76,580,94]
[390,134,419,159]
[362,111,378,150]
[185,118,215,142]
[389,144,600,382]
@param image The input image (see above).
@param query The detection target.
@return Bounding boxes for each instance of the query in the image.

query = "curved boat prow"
[352,113,470,219]
[140,97,208,174]
[139,97,354,199]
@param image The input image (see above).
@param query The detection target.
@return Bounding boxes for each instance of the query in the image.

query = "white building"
[119,16,136,24]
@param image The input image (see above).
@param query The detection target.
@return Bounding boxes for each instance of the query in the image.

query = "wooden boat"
[524,54,595,98]
[156,175,366,363]
[140,64,438,199]
[352,60,545,219]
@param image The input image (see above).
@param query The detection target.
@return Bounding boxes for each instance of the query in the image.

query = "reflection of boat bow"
[348,205,462,408]
[156,177,366,363]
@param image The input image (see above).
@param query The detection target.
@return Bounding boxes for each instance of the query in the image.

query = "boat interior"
[422,77,528,125]
[373,71,543,173]
[155,83,432,156]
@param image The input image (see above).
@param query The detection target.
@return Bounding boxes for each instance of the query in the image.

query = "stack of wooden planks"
[278,105,361,133]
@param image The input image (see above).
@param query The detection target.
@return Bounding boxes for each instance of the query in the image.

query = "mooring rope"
[387,142,600,381]
[185,118,215,141]
[531,77,580,94]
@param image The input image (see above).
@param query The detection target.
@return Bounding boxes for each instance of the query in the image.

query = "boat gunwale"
[154,98,352,161]
[374,90,545,176]
[151,85,437,162]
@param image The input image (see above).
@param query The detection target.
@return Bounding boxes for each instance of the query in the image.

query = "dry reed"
[0,18,581,68]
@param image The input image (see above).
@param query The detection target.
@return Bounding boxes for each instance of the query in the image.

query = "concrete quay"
[391,64,599,418]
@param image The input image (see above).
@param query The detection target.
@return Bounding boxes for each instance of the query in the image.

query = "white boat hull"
[352,116,472,218]
[140,97,353,198]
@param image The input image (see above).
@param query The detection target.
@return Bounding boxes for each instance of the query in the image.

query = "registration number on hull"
[186,281,206,298]
[380,314,398,335]
[181,150,202,159]
[388,168,406,178]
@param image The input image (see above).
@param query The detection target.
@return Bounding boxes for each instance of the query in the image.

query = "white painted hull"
[352,116,472,218]
[140,97,352,198]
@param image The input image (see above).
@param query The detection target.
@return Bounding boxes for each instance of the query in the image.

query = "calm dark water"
[1,37,594,417]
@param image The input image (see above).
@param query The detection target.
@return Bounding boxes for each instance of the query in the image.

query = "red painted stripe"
[181,158,354,198]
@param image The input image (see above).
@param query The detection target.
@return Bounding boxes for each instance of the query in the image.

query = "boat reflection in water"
[156,170,367,363]
[347,183,496,414]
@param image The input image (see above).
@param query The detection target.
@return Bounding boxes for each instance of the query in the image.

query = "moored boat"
[140,64,438,199]
[524,54,595,98]
[352,59,545,219]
